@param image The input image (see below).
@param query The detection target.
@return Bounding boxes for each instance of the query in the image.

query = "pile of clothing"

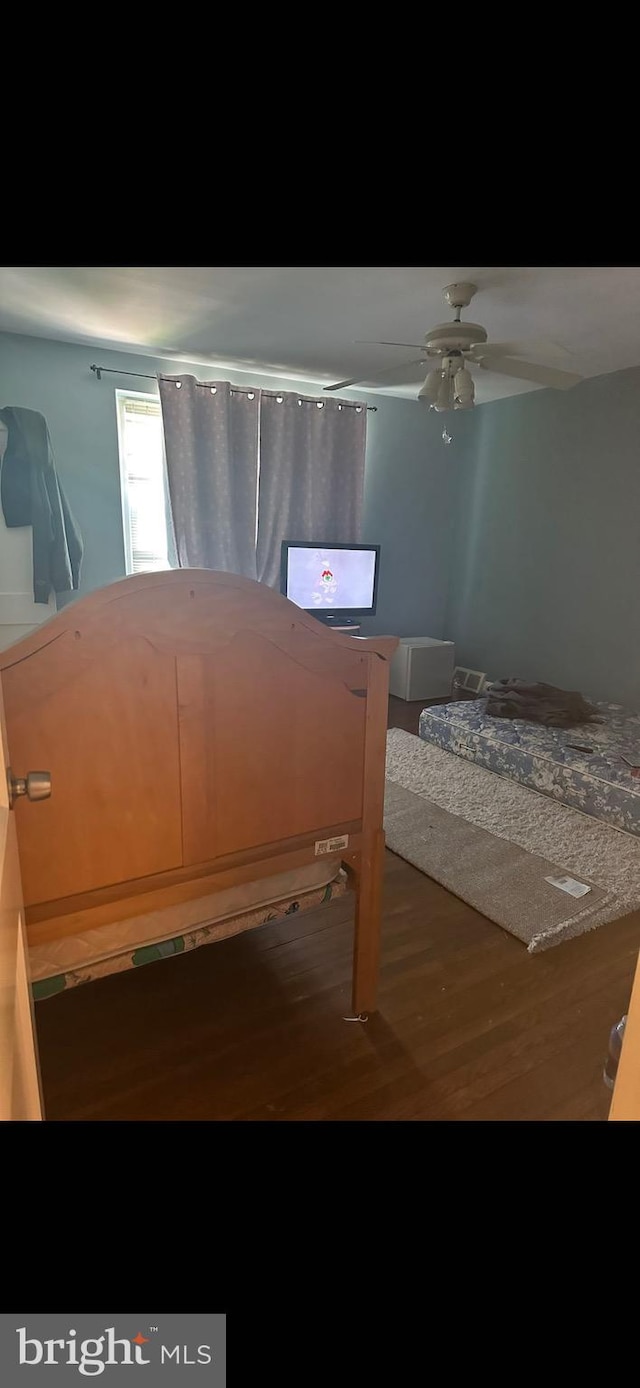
[484,678,602,729]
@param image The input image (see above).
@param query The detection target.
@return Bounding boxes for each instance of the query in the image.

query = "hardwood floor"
[34,698,639,1122]
[387,692,474,734]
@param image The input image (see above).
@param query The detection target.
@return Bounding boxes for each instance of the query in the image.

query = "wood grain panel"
[28,838,362,947]
[349,649,391,1013]
[0,680,43,1120]
[0,570,397,1016]
[2,637,182,905]
[26,825,362,927]
[608,949,640,1119]
[179,631,367,864]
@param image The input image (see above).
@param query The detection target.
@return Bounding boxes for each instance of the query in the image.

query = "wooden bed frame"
[0,570,397,1015]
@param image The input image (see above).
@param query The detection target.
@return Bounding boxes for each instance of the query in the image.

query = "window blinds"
[117,395,172,574]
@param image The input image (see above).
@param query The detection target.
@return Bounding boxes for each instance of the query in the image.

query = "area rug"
[385,727,640,952]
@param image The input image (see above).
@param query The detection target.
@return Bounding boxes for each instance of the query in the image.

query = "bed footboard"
[0,570,397,1014]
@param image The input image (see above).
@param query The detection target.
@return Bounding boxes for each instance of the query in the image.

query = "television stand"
[313,615,361,635]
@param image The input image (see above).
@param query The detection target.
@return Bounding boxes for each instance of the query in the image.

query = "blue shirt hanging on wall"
[0,406,83,604]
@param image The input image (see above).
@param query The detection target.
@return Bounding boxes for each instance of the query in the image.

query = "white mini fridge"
[389,637,455,701]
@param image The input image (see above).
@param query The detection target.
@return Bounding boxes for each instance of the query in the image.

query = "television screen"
[281,542,380,617]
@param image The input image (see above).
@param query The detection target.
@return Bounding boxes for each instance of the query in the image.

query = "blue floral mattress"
[418,699,640,837]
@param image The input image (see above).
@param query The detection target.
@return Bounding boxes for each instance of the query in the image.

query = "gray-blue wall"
[446,363,640,705]
[0,330,458,636]
[361,394,474,636]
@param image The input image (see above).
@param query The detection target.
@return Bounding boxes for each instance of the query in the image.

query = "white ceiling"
[2,266,640,403]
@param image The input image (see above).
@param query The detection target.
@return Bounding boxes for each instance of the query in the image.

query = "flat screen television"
[280,541,380,623]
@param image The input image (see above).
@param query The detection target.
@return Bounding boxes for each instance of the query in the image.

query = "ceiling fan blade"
[474,355,583,390]
[353,339,427,349]
[473,338,572,361]
[324,357,427,392]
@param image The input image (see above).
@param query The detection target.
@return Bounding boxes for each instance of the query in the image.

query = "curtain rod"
[89,364,377,411]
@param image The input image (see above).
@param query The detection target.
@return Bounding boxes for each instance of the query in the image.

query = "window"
[116,391,175,573]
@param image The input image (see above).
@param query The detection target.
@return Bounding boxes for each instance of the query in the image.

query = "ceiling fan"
[323,283,583,410]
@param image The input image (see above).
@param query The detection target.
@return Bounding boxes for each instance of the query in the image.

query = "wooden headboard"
[0,570,397,1014]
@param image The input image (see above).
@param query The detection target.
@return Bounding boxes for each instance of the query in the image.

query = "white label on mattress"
[545,874,592,898]
[315,834,349,854]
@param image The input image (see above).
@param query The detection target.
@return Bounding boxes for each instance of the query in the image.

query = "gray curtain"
[158,374,259,578]
[256,393,366,588]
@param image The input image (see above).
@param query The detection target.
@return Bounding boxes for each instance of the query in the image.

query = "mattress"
[31,857,345,1000]
[418,699,640,837]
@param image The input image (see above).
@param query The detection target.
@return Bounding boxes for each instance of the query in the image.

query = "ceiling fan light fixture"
[418,369,441,406]
[453,365,475,409]
[434,370,454,413]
